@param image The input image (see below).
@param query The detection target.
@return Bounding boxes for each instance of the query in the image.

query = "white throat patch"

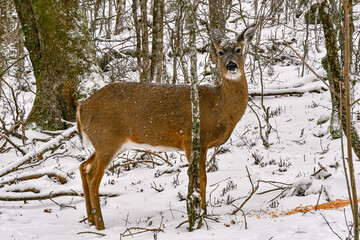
[225,71,242,81]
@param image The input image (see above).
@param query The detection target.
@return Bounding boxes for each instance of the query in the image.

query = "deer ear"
[211,29,223,50]
[237,24,256,45]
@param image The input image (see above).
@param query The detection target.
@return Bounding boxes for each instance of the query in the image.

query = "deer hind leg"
[81,144,123,230]
[85,151,116,230]
[79,153,96,225]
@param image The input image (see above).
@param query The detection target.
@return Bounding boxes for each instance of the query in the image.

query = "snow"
[1,73,358,239]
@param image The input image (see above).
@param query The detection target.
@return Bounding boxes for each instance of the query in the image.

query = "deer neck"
[215,71,249,127]
[221,72,248,104]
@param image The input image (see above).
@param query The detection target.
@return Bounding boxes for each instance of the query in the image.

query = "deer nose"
[226,61,238,72]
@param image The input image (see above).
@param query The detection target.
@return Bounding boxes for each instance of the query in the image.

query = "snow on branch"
[0,126,77,178]
[1,169,69,185]
[0,188,118,201]
[249,85,327,97]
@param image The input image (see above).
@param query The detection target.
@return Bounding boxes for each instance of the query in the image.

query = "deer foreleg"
[199,148,208,214]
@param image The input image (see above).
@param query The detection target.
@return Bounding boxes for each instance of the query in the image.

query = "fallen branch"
[249,86,327,97]
[0,126,77,177]
[0,189,118,201]
[77,231,106,237]
[1,170,68,185]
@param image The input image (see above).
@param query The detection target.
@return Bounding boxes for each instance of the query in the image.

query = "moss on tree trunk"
[318,0,360,159]
[14,0,97,130]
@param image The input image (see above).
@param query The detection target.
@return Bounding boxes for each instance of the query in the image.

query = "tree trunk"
[14,0,98,130]
[114,0,126,35]
[343,0,359,238]
[140,0,150,82]
[106,0,112,39]
[318,0,360,159]
[132,0,143,80]
[0,0,10,84]
[91,0,101,34]
[208,0,225,85]
[186,0,202,231]
[151,0,164,83]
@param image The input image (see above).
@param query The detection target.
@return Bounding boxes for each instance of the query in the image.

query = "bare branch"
[319,213,343,240]
[0,133,27,155]
[283,40,341,100]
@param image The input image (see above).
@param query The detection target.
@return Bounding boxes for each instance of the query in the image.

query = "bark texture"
[14,0,96,130]
[318,0,360,159]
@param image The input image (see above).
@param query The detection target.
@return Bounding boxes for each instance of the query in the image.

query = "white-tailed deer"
[77,25,256,230]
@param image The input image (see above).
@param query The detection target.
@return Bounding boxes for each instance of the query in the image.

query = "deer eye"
[236,48,241,54]
[218,51,224,56]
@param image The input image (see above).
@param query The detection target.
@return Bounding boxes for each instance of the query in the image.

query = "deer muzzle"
[226,61,238,74]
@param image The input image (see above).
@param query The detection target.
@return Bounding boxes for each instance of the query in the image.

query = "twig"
[209,177,231,187]
[206,146,221,168]
[49,194,76,209]
[0,54,29,77]
[283,40,341,100]
[319,213,343,240]
[350,97,360,107]
[232,167,259,215]
[351,0,360,8]
[315,185,324,211]
[120,216,164,238]
[258,180,293,186]
[240,209,248,230]
[0,133,27,155]
[175,220,188,229]
[77,231,106,237]
[257,187,286,195]
[150,182,164,192]
[135,149,173,166]
[248,103,270,149]
[209,184,221,207]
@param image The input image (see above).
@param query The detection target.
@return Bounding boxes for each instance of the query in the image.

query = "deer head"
[211,24,256,81]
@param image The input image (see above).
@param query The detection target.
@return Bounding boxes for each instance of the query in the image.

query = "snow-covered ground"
[1,62,359,239]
